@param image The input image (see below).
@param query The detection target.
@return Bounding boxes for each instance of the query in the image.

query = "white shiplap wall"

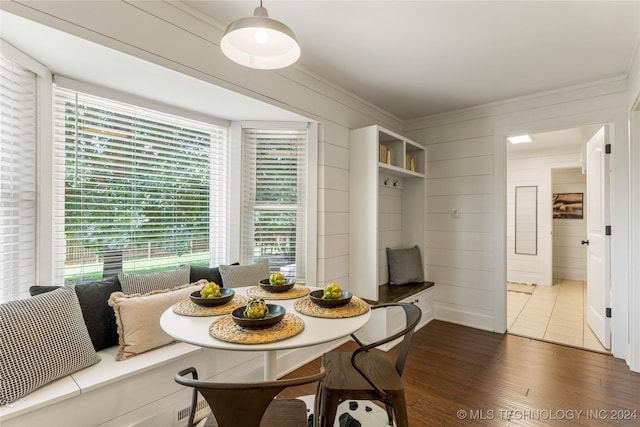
[3,0,638,371]
[552,168,587,281]
[378,182,403,285]
[505,145,584,286]
[0,0,403,297]
[424,136,496,329]
[317,123,351,288]
[404,79,631,356]
[506,153,550,286]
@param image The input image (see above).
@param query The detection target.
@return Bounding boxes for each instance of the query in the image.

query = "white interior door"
[585,126,610,349]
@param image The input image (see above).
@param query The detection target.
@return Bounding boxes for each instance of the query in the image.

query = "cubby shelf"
[349,125,426,302]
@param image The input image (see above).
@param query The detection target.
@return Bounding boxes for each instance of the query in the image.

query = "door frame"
[493,108,630,362]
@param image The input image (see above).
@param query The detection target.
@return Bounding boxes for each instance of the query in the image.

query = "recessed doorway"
[505,126,610,353]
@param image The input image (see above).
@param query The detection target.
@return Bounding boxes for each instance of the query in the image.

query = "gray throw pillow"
[219,260,270,288]
[386,245,424,285]
[118,265,190,294]
[0,287,101,405]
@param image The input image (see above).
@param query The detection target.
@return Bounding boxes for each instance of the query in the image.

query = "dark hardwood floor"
[280,320,640,426]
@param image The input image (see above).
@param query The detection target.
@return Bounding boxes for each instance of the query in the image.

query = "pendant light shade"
[220,4,300,70]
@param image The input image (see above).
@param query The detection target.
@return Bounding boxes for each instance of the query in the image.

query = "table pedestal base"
[264,350,277,380]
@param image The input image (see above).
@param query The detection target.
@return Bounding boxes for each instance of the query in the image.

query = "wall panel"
[552,168,587,280]
[405,78,630,350]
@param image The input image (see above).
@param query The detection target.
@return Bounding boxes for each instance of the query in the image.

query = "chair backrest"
[352,302,422,376]
[175,366,325,427]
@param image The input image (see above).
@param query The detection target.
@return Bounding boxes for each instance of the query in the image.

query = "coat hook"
[393,179,398,187]
[384,178,389,186]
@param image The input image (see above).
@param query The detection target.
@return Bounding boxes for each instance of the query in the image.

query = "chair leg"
[390,393,409,427]
[319,389,340,427]
[384,402,394,426]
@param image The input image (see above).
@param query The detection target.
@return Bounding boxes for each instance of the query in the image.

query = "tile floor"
[507,278,609,353]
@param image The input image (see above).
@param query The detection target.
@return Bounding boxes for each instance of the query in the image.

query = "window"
[0,53,37,303]
[241,126,307,281]
[53,87,228,283]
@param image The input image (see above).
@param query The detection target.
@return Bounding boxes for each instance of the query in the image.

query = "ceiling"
[185,1,640,120]
[2,2,639,124]
[507,126,596,156]
[0,10,307,122]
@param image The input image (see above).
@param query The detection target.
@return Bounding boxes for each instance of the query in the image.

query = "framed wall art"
[552,192,583,219]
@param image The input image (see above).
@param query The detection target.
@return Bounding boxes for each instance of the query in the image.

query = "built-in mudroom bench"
[349,124,432,348]
[358,282,434,350]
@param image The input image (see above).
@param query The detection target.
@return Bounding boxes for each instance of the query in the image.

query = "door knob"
[581,240,589,245]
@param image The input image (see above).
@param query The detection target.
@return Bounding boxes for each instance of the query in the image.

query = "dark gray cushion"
[29,285,60,296]
[0,287,101,405]
[386,245,424,285]
[74,276,122,351]
[189,262,239,286]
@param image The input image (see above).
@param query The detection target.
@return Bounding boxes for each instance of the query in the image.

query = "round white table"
[160,286,371,380]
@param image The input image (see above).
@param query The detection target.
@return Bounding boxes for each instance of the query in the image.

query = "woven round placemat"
[209,313,304,344]
[172,295,250,317]
[246,284,311,300]
[293,296,370,318]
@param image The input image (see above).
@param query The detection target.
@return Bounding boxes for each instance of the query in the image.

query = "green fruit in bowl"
[322,282,343,299]
[269,272,286,286]
[201,282,221,298]
[244,298,269,319]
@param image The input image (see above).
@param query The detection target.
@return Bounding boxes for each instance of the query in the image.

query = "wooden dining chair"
[319,302,421,427]
[175,366,325,427]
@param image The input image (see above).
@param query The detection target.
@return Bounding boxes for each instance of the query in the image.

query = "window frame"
[51,79,231,284]
[0,43,318,298]
[233,121,317,287]
[0,40,52,301]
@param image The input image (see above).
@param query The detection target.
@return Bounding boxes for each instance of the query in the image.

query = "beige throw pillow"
[108,281,205,361]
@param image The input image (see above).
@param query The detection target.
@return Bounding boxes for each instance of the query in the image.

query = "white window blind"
[53,87,228,283]
[241,127,307,281]
[0,55,37,303]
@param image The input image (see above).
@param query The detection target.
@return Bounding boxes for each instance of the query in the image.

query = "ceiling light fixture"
[220,1,300,70]
[507,134,533,144]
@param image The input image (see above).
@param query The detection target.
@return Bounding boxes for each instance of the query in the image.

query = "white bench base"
[1,338,350,427]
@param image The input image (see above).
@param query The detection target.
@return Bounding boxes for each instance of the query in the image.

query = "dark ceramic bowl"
[309,289,353,308]
[190,288,235,307]
[258,278,296,293]
[231,304,286,329]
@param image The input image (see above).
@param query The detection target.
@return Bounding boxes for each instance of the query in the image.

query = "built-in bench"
[1,338,347,427]
[0,342,204,426]
[358,281,435,350]
[0,264,433,426]
[365,281,435,305]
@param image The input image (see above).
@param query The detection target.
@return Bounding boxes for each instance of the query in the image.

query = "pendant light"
[220,1,300,70]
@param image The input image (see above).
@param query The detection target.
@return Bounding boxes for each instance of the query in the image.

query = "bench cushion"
[0,287,100,405]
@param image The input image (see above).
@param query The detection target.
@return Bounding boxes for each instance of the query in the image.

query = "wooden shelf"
[378,162,424,179]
